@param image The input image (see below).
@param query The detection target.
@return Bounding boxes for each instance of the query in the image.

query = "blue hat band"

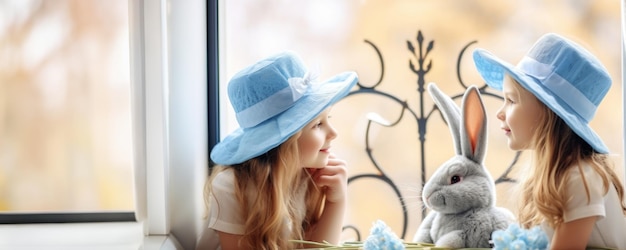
[517,56,596,123]
[235,73,313,128]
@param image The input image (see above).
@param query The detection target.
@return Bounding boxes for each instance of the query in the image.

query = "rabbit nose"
[423,194,432,206]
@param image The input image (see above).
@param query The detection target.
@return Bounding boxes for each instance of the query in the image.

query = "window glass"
[0,0,133,212]
[220,0,622,241]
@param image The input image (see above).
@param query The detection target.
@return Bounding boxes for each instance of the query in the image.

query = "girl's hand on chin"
[309,154,348,204]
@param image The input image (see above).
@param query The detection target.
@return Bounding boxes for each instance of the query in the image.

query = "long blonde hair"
[516,84,626,229]
[205,132,326,249]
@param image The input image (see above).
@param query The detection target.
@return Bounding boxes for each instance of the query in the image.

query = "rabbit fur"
[413,83,515,248]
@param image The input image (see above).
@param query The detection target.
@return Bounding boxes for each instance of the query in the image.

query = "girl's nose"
[328,125,338,140]
[496,106,505,121]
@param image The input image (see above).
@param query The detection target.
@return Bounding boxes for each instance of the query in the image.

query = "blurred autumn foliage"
[222,0,622,240]
[0,0,133,211]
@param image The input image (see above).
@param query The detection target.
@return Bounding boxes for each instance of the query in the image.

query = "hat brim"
[210,71,359,165]
[473,49,608,154]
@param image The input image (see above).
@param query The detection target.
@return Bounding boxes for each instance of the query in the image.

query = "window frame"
[0,0,206,248]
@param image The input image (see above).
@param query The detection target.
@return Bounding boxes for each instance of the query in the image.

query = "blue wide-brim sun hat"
[210,51,358,165]
[473,33,611,154]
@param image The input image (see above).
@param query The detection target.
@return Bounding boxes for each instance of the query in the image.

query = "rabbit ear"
[461,86,487,164]
[427,82,462,155]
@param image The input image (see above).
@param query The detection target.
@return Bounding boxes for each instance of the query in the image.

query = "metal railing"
[341,30,521,240]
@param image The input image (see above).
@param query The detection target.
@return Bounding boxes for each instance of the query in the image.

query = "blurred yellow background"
[221,0,623,241]
[0,1,133,212]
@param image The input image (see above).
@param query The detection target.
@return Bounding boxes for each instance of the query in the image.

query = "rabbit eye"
[450,175,462,184]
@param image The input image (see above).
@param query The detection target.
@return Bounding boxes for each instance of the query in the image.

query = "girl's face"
[297,107,337,169]
[496,77,545,151]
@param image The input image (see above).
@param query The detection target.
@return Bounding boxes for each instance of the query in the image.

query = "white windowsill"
[0,222,183,250]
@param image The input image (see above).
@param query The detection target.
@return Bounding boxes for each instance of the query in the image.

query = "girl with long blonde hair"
[473,33,626,249]
[196,51,358,249]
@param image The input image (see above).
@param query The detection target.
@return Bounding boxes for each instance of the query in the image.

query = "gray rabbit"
[413,83,515,248]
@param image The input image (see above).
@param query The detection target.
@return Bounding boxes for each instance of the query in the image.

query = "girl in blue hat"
[473,33,626,249]
[197,51,358,249]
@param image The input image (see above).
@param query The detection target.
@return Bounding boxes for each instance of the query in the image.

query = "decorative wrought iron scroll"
[340,30,521,240]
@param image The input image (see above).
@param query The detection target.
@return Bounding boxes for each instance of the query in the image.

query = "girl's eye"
[314,122,322,128]
[450,175,462,184]
[505,97,515,104]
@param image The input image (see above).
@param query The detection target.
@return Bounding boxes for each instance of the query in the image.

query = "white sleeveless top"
[541,164,626,249]
[196,168,308,249]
